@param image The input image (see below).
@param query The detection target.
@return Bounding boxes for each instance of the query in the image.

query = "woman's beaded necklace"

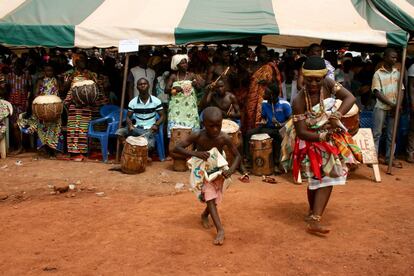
[304,86,325,117]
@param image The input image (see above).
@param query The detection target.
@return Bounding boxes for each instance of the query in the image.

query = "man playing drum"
[200,80,241,124]
[244,82,291,174]
[116,78,165,155]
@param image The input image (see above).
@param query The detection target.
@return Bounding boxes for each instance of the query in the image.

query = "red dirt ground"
[0,153,413,275]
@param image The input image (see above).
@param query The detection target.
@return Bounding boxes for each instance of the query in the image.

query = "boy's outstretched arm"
[222,135,241,178]
[173,132,210,160]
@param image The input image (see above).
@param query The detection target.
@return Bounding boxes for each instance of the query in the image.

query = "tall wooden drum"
[121,136,148,174]
[250,134,273,176]
[169,127,193,171]
[221,119,241,167]
[32,95,63,122]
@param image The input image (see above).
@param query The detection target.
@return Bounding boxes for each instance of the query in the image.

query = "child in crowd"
[174,106,241,245]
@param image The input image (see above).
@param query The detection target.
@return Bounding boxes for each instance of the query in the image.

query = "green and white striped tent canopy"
[0,0,409,48]
[370,0,414,33]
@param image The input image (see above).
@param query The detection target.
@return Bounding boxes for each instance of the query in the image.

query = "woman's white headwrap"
[170,54,189,71]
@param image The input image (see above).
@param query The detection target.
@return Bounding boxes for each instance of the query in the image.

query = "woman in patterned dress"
[32,64,63,157]
[165,54,202,138]
[281,56,362,235]
[64,54,107,161]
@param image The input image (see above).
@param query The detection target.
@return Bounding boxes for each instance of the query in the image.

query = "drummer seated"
[116,78,165,152]
[244,83,292,174]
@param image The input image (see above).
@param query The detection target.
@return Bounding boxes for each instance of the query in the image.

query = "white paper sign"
[118,39,139,53]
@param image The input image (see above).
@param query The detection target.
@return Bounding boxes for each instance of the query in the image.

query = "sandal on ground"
[262,175,277,184]
[238,173,250,183]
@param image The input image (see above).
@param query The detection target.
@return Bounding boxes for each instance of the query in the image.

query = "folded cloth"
[187,147,232,203]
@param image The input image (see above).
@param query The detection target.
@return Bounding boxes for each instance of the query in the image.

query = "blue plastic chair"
[100,104,120,118]
[88,109,128,162]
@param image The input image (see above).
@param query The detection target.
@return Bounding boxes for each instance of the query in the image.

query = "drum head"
[72,79,95,88]
[126,136,148,146]
[251,133,271,141]
[32,95,62,104]
[222,119,239,134]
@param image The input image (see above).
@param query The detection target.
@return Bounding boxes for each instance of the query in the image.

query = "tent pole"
[115,53,130,163]
[387,47,407,174]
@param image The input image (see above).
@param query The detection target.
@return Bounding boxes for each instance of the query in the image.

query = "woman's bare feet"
[201,213,211,229]
[304,210,313,222]
[213,229,225,245]
[307,215,330,235]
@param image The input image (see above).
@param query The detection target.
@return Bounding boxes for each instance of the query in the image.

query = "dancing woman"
[281,56,362,234]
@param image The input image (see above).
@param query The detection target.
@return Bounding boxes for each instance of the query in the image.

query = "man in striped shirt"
[371,48,402,168]
[116,77,165,152]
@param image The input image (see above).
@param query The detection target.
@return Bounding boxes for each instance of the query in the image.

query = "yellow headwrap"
[302,68,328,77]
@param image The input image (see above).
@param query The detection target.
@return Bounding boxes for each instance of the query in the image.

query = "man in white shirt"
[117,78,165,151]
[127,51,155,100]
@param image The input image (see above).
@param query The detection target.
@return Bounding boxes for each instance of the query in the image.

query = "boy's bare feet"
[201,213,211,229]
[213,230,225,245]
